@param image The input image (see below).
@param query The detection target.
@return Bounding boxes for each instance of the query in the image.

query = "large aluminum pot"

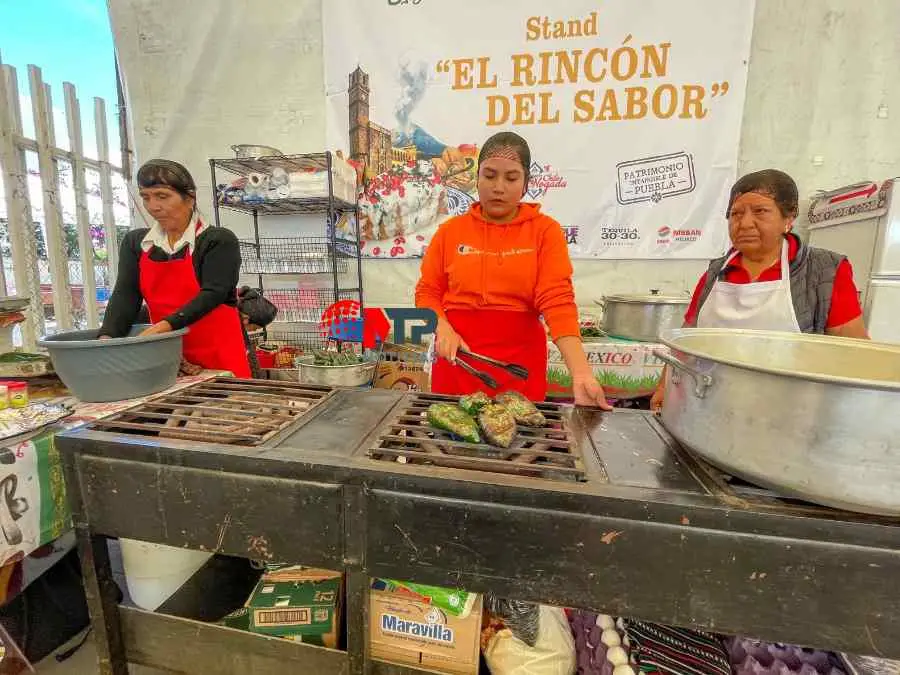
[597,292,689,342]
[656,328,900,515]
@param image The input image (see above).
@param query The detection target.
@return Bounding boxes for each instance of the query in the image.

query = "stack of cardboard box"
[224,566,342,649]
[369,579,482,675]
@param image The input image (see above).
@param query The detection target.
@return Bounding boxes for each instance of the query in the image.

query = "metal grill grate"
[368,393,586,481]
[87,377,333,446]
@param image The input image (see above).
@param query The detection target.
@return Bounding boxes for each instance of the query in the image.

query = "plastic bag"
[485,595,541,647]
[484,605,576,675]
[237,287,278,328]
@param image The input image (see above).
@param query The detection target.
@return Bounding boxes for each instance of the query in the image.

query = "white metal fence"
[0,52,132,348]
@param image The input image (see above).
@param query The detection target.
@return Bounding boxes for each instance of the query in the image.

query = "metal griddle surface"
[270,389,404,456]
[576,408,703,492]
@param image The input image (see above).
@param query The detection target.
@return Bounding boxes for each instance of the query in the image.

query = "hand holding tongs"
[454,358,499,390]
[451,348,529,389]
[458,349,529,380]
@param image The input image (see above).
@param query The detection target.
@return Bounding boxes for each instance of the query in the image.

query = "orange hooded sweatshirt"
[415,202,580,340]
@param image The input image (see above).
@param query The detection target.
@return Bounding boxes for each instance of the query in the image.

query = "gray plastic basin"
[39,325,188,403]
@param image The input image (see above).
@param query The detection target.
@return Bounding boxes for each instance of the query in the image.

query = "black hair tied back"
[727,169,799,219]
[478,132,533,189]
[137,159,197,199]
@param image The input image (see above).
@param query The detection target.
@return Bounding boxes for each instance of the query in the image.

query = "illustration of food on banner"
[348,64,481,258]
[326,1,754,259]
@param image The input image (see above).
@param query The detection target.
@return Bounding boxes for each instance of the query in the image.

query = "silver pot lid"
[603,292,690,305]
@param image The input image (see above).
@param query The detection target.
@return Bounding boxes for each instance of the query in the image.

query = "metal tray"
[0,402,74,446]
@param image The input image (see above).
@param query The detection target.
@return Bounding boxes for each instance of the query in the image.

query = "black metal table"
[57,387,900,674]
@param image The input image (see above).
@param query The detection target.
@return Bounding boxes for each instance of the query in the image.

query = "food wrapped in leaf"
[427,403,481,444]
[459,391,491,416]
[478,404,517,448]
[496,390,546,427]
[312,349,362,366]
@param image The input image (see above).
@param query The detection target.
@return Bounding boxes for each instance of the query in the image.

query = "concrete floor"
[32,541,163,674]
[36,631,163,674]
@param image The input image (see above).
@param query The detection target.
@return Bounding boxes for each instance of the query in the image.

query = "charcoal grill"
[367,393,586,481]
[87,377,333,446]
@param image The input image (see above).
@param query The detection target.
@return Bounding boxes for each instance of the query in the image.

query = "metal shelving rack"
[209,152,363,357]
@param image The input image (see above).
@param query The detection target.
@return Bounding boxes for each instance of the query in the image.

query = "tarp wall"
[108,0,900,309]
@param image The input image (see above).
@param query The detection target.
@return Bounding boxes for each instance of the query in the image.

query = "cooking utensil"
[596,290,690,342]
[296,355,377,387]
[0,402,74,445]
[458,349,529,380]
[39,325,188,403]
[231,144,283,159]
[656,328,900,515]
[454,358,499,390]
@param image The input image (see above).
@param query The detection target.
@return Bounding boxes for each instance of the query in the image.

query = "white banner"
[324,0,755,260]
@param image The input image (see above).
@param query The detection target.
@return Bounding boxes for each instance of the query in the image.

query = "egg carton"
[569,611,633,675]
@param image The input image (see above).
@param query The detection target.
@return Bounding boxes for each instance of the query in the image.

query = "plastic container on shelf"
[119,539,212,611]
[7,382,28,408]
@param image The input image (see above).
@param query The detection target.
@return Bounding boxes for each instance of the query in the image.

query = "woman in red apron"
[100,159,251,378]
[415,132,610,408]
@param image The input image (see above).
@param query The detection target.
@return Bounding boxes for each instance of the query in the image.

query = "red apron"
[431,309,548,402]
[139,231,251,378]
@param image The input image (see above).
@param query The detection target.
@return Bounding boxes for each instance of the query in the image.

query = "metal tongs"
[452,348,529,390]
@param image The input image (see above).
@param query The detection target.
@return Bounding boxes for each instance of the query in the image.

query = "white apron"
[697,240,801,332]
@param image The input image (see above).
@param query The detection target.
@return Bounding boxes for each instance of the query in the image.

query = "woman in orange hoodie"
[416,132,610,408]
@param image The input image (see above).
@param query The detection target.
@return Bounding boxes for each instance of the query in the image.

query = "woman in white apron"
[651,169,869,411]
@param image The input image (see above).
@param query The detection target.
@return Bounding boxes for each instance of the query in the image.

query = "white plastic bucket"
[119,538,213,611]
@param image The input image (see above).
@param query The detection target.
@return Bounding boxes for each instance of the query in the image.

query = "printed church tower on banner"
[348,67,392,179]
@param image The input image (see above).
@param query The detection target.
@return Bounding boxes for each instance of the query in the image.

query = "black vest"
[688,235,845,334]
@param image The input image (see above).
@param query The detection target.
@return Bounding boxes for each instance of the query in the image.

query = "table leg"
[62,450,127,675]
[75,529,128,675]
[344,483,370,675]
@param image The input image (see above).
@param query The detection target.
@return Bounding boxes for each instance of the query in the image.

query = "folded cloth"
[624,620,731,675]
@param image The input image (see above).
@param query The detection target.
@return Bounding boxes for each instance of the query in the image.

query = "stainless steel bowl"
[656,328,900,515]
[296,356,377,387]
[231,144,283,159]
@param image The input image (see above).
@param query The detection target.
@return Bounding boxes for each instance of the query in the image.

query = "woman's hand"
[179,359,203,376]
[435,318,469,363]
[571,369,613,410]
[650,383,666,414]
[139,320,173,337]
[555,336,613,410]
[650,366,668,414]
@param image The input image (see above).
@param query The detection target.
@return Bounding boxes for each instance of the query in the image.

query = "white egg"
[613,666,636,675]
[616,618,626,631]
[596,615,615,630]
[623,636,631,648]
[601,629,621,647]
[607,646,628,667]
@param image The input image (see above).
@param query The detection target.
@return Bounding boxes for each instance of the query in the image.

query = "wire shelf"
[220,196,356,216]
[263,329,328,351]
[239,238,356,275]
[213,153,335,176]
[264,288,361,323]
[213,153,357,215]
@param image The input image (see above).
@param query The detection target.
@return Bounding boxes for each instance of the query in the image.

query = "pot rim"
[603,293,691,305]
[659,328,900,392]
[296,356,376,370]
[38,326,189,349]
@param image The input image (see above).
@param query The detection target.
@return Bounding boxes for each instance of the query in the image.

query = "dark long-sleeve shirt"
[100,227,241,338]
